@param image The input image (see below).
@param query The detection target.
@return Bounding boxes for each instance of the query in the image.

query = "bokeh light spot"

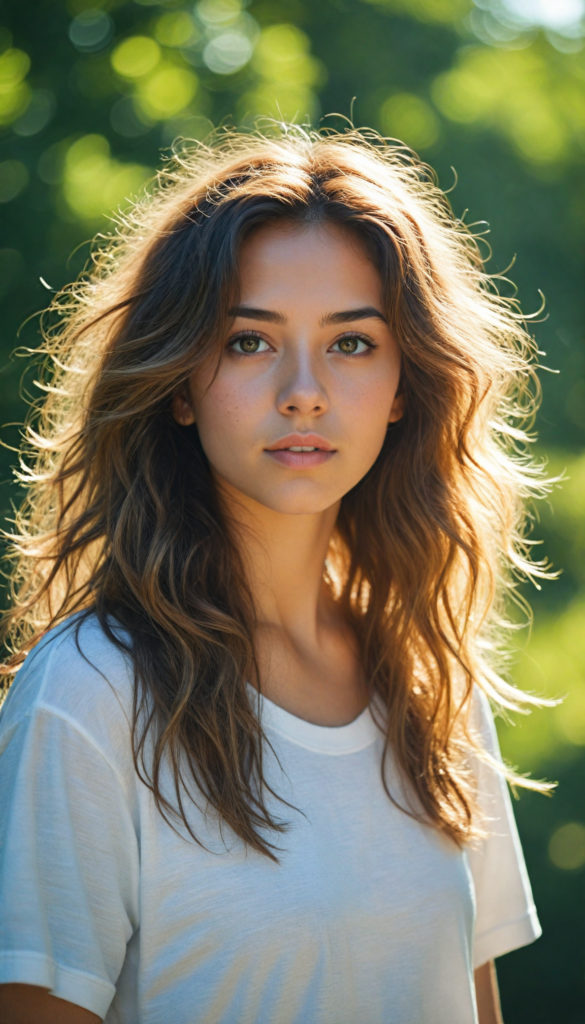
[13,89,56,137]
[62,134,149,221]
[37,141,68,185]
[154,12,199,48]
[431,46,582,165]
[135,66,198,120]
[240,23,324,122]
[549,823,585,870]
[0,47,30,86]
[111,36,161,79]
[557,688,585,745]
[499,0,585,32]
[380,92,439,149]
[68,10,113,53]
[0,159,29,202]
[203,31,252,74]
[0,48,32,126]
[196,0,242,29]
[254,23,311,73]
[110,96,152,138]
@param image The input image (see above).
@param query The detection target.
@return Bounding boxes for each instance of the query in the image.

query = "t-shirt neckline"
[247,685,380,755]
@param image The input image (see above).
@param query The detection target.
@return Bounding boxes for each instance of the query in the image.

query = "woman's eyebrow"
[321,306,387,325]
[228,305,387,325]
[228,305,286,323]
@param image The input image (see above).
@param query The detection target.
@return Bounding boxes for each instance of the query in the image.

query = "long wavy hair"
[1,126,551,857]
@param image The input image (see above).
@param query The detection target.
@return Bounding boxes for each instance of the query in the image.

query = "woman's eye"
[230,334,271,355]
[331,335,372,355]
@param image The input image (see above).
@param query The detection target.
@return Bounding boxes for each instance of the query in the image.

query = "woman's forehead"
[236,220,383,311]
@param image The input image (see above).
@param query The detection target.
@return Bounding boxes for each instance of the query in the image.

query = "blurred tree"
[0,0,584,1019]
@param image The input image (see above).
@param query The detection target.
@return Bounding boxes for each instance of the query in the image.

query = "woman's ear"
[171,386,196,426]
[388,391,405,424]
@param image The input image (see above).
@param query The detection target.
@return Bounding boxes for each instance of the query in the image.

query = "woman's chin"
[220,479,343,518]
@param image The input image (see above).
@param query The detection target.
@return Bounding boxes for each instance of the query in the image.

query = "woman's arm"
[475,961,503,1024]
[0,984,101,1024]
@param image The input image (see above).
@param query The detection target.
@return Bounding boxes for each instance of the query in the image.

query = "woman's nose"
[275,349,329,417]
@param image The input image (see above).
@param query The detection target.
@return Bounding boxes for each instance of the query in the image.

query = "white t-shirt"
[0,615,540,1024]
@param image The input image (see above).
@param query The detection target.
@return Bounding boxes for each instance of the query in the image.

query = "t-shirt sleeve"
[0,705,140,1020]
[468,689,541,969]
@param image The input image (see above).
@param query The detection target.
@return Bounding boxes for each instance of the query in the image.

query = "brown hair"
[1,126,551,857]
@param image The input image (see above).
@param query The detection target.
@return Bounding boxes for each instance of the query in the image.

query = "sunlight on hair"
[1,123,557,855]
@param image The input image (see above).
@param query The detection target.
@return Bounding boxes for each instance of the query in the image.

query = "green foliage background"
[0,0,584,1018]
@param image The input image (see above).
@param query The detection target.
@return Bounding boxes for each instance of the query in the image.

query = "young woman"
[0,128,548,1024]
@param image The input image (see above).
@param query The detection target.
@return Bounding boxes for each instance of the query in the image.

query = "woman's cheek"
[196,388,260,472]
[345,373,396,434]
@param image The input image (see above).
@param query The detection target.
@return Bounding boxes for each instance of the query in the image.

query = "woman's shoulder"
[0,612,137,766]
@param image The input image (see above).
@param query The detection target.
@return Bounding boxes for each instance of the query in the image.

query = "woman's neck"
[219,473,338,637]
[216,475,367,726]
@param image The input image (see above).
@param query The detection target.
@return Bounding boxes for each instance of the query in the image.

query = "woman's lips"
[265,449,335,468]
[264,434,336,468]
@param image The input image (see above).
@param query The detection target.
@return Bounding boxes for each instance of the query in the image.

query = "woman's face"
[173,220,403,516]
